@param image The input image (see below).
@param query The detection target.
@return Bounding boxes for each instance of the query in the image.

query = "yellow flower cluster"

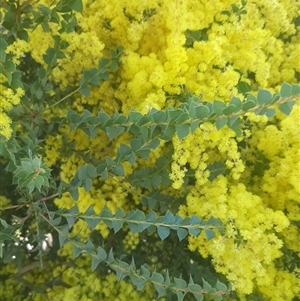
[0,87,24,139]
[5,39,30,65]
[0,195,10,208]
[0,31,27,139]
[123,231,140,252]
[170,122,245,189]
[27,26,54,66]
[174,108,300,299]
[250,104,300,257]
[0,263,24,301]
[52,31,105,89]
[179,179,294,295]
[21,0,294,115]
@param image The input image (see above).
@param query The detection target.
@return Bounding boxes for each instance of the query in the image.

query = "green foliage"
[221,0,248,21]
[62,82,300,195]
[44,204,224,299]
[185,29,208,46]
[13,153,52,193]
[55,205,222,241]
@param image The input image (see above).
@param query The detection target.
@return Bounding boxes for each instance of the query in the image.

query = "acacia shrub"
[0,0,300,301]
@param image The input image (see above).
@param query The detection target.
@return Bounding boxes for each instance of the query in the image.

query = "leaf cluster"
[13,154,52,194]
[65,82,300,198]
[44,205,227,300]
[55,205,222,244]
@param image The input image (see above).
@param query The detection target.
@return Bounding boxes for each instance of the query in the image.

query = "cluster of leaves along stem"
[66,82,300,198]
[56,205,223,243]
[77,45,124,97]
[42,205,228,300]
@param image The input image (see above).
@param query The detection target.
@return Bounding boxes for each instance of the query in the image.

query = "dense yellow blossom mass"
[0,86,24,139]
[1,0,300,300]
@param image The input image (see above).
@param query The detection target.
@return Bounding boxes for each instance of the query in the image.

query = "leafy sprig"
[53,205,223,242]
[39,205,228,300]
[65,82,300,197]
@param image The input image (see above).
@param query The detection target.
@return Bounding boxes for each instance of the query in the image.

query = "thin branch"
[44,87,80,112]
[38,193,59,202]
[0,203,28,211]
[13,261,41,278]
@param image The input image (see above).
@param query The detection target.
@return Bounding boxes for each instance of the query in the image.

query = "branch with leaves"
[62,82,300,198]
[38,205,228,300]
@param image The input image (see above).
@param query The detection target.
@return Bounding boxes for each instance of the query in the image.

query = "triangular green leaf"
[213,100,226,115]
[291,84,300,96]
[216,279,227,291]
[229,96,242,111]
[205,229,215,240]
[280,82,292,98]
[279,101,296,115]
[264,108,276,118]
[112,164,124,176]
[216,118,227,130]
[176,124,190,140]
[130,139,143,151]
[79,86,90,97]
[223,105,237,115]
[69,0,83,12]
[174,277,187,289]
[257,88,273,105]
[157,226,170,240]
[84,178,93,192]
[194,105,210,119]
[106,126,125,140]
[177,228,188,241]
